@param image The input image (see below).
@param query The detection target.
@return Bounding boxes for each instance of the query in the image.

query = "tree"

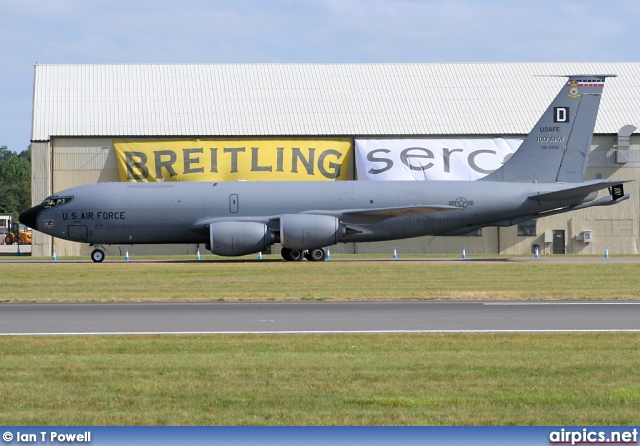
[0,145,31,219]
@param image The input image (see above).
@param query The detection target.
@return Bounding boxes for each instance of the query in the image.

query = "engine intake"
[280,214,344,250]
[209,221,273,256]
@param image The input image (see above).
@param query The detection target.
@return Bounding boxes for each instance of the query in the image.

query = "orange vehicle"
[4,221,32,245]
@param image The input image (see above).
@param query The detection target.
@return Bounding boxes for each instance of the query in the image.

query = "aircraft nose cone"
[19,206,39,230]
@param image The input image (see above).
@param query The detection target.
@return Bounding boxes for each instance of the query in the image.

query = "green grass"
[1,333,638,425]
[1,260,640,302]
[2,259,639,425]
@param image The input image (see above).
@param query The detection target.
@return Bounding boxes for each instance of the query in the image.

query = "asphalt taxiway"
[2,301,640,335]
[2,255,640,264]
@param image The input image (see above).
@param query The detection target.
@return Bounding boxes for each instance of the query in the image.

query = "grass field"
[2,258,639,425]
[1,259,640,302]
[1,333,639,425]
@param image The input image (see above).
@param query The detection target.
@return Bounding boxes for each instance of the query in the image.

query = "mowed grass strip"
[1,261,640,302]
[0,333,638,425]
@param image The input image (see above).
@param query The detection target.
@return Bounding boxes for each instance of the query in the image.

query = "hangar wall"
[31,134,640,258]
[31,141,51,257]
[31,139,119,257]
[30,63,640,258]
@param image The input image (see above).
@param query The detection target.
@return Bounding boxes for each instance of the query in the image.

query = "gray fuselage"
[25,180,592,247]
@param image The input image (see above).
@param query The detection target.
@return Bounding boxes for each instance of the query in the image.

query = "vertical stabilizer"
[481,75,613,183]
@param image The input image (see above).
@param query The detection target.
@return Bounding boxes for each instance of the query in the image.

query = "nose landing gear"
[89,244,106,263]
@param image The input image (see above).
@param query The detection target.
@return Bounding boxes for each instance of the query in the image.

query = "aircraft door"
[68,225,88,241]
[229,194,239,213]
[552,230,565,254]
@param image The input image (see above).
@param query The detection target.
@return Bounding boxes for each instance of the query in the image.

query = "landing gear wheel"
[91,249,105,263]
[281,247,304,261]
[305,248,327,262]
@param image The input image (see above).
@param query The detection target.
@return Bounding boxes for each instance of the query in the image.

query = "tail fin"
[481,75,614,183]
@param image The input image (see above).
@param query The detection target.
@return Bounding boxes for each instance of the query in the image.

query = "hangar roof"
[31,62,640,140]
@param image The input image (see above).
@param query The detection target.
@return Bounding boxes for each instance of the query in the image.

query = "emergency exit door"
[552,230,565,254]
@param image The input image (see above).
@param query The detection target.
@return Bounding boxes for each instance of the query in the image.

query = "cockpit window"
[42,196,73,208]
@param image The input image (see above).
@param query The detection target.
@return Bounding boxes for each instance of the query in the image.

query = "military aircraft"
[21,75,629,262]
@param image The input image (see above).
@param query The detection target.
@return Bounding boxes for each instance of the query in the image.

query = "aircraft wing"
[306,204,461,224]
[191,204,460,232]
[344,204,460,217]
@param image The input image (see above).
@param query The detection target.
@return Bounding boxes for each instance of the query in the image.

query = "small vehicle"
[4,221,32,245]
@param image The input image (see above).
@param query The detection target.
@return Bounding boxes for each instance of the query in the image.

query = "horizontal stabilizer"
[571,193,630,210]
[528,181,630,201]
[439,192,630,236]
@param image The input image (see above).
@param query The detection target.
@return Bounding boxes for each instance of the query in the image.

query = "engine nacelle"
[280,214,344,250]
[209,221,273,256]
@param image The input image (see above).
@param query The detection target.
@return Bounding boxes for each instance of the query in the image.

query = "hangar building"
[30,62,640,257]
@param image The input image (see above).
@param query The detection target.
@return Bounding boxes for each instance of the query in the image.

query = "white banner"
[355,138,523,181]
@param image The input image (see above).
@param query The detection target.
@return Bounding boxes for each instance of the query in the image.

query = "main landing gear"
[281,247,328,262]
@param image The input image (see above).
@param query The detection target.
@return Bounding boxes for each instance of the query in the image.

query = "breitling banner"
[114,139,352,182]
[355,138,523,181]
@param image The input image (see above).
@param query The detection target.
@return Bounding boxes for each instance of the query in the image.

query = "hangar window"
[43,196,73,208]
[517,219,537,236]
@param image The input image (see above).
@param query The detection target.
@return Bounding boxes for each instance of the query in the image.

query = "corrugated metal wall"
[32,63,640,140]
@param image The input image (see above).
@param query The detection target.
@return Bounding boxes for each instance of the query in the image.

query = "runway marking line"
[2,329,640,336]
[484,302,640,305]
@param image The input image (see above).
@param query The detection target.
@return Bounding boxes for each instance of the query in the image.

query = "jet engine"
[279,214,345,250]
[209,221,273,256]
